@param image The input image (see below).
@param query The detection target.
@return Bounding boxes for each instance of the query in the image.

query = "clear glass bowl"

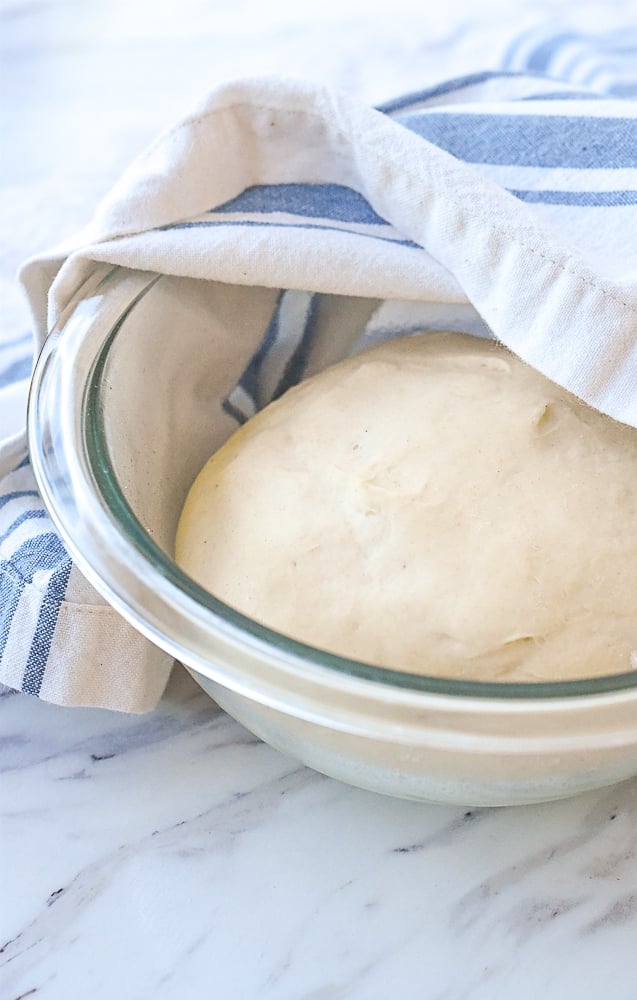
[28,265,637,805]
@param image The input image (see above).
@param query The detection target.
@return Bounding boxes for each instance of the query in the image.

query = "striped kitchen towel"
[4,30,637,710]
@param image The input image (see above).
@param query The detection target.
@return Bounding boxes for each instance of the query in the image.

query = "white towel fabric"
[3,36,637,710]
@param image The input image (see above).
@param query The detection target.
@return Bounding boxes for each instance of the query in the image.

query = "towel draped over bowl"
[2,52,637,710]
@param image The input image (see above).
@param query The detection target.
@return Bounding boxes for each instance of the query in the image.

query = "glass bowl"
[28,265,637,806]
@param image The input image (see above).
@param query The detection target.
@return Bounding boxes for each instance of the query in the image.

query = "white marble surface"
[3,1,637,997]
[4,669,637,999]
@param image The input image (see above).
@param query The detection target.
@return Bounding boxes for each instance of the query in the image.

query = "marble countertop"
[3,1,637,997]
[4,670,637,999]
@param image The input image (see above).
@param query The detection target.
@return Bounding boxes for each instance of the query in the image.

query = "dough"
[176,332,637,682]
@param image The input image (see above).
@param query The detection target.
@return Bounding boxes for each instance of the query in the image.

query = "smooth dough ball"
[176,332,637,682]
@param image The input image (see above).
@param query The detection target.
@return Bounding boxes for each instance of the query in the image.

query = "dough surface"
[176,332,637,682]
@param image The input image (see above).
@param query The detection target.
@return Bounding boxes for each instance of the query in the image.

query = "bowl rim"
[70,271,637,702]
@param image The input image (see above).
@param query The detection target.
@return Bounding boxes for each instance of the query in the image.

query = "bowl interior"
[100,277,383,556]
[91,274,637,698]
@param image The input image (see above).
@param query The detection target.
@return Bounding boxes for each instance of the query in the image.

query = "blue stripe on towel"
[21,558,72,696]
[0,490,39,510]
[221,396,250,425]
[400,112,637,168]
[610,83,637,97]
[525,32,577,73]
[163,218,421,249]
[272,294,319,400]
[171,181,637,223]
[519,91,603,101]
[502,26,637,97]
[0,355,32,389]
[234,290,286,405]
[0,570,20,663]
[211,183,387,225]
[0,331,32,351]
[0,509,48,547]
[224,290,316,421]
[2,532,69,581]
[509,188,637,206]
[0,533,70,664]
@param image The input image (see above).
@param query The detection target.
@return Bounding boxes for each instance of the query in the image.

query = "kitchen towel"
[3,39,637,710]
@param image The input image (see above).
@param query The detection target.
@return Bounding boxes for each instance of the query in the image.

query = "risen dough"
[176,332,637,682]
